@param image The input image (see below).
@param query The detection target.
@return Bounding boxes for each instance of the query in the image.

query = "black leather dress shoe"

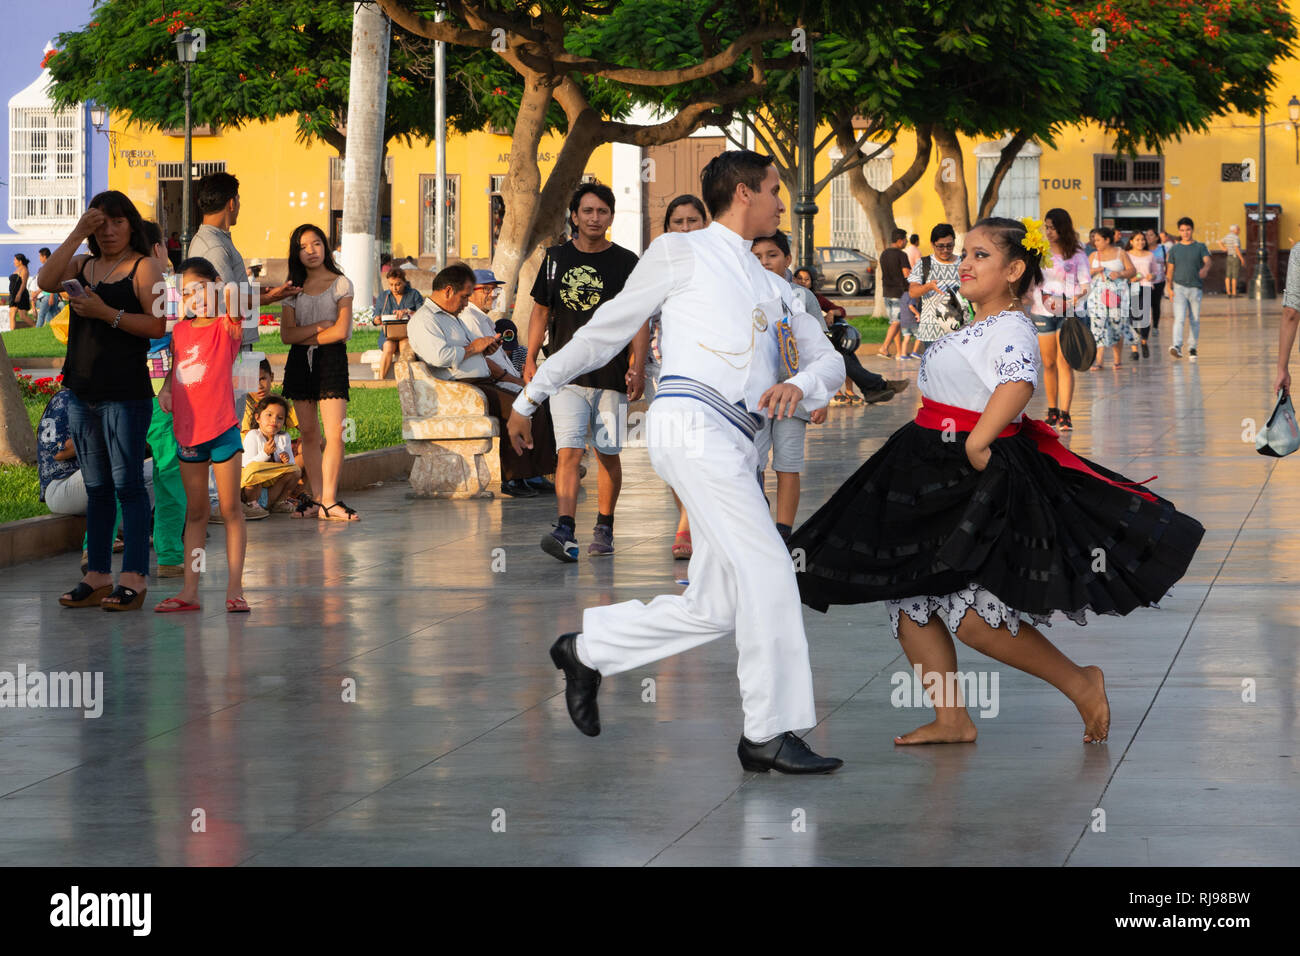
[502,478,539,497]
[524,475,556,493]
[549,633,601,736]
[738,732,843,774]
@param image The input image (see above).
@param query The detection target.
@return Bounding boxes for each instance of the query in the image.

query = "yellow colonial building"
[106,48,1300,288]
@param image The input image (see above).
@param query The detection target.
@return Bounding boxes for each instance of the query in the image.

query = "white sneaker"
[243,501,270,521]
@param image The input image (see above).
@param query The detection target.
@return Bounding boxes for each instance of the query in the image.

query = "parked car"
[813,246,876,297]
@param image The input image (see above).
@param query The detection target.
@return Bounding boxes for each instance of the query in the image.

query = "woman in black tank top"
[37,191,165,611]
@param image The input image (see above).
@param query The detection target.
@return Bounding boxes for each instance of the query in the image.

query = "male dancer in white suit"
[507,151,846,773]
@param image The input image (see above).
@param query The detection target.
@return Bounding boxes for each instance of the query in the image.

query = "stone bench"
[394,340,500,499]
[361,349,385,379]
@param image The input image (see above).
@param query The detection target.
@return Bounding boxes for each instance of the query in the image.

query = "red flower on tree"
[40,48,58,69]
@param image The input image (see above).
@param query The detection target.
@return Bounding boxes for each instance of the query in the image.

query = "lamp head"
[1288,95,1300,125]
[88,103,106,129]
[174,30,198,64]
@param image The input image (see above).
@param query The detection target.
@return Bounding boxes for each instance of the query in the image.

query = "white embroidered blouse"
[916,309,1041,419]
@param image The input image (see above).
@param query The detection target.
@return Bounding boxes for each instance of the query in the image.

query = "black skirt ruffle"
[791,422,1205,617]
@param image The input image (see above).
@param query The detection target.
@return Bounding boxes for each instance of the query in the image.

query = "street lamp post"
[1289,95,1300,164]
[1250,101,1277,299]
[794,39,816,272]
[174,30,199,259]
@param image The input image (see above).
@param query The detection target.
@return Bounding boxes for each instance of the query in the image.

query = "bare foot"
[894,715,978,745]
[1076,665,1110,743]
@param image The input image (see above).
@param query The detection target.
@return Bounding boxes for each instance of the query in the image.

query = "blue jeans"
[35,296,60,327]
[1171,284,1202,350]
[66,393,154,576]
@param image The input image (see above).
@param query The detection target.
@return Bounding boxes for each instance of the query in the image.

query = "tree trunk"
[932,125,971,245]
[840,123,933,313]
[976,129,1031,221]
[511,109,605,335]
[489,70,557,325]
[340,2,390,315]
[0,338,37,465]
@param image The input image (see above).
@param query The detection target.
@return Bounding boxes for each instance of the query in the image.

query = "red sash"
[915,397,1158,502]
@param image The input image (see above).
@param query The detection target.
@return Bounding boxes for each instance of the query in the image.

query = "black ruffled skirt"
[283,342,350,402]
[790,422,1205,620]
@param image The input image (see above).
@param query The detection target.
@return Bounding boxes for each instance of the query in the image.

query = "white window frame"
[975,139,1042,221]
[9,104,84,229]
[828,145,893,257]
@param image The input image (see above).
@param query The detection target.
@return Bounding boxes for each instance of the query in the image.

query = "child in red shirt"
[156,257,249,613]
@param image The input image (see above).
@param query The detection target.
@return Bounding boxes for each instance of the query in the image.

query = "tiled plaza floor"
[2,297,1296,865]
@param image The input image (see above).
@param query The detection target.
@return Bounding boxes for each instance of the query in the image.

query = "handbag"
[1058,314,1096,371]
[1255,389,1300,457]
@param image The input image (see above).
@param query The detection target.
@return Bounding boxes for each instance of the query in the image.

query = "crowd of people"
[18,149,1218,777]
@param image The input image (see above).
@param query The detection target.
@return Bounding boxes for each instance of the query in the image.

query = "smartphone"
[62,279,86,298]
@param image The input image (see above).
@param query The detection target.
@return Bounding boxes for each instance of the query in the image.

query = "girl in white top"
[1126,231,1160,359]
[792,217,1205,747]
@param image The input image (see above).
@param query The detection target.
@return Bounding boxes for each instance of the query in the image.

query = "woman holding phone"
[38,191,165,610]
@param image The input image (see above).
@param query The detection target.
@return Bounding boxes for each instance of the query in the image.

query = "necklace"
[697,306,769,369]
[89,250,129,290]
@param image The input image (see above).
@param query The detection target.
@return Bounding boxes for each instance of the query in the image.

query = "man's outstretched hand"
[758,382,804,420]
[507,410,534,456]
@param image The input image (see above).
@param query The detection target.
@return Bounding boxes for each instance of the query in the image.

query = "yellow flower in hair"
[1018,216,1050,261]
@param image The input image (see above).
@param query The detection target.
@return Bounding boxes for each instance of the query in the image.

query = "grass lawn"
[0,383,403,525]
[846,315,891,344]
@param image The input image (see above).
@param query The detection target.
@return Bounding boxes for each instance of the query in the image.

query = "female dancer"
[1028,208,1089,431]
[1087,227,1136,370]
[1126,231,1158,359]
[789,217,1204,745]
[280,224,358,521]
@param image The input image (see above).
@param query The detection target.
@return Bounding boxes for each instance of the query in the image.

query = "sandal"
[154,597,201,613]
[226,597,251,613]
[672,531,693,559]
[102,585,146,611]
[291,495,319,518]
[1058,411,1073,431]
[1045,407,1060,427]
[830,392,851,407]
[59,582,113,608]
[318,500,359,521]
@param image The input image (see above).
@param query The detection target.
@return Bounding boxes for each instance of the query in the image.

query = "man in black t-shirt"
[877,228,913,358]
[525,183,649,562]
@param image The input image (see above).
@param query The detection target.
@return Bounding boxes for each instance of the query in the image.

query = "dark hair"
[13,253,28,266]
[178,256,220,282]
[930,223,956,244]
[793,266,815,283]
[569,182,616,220]
[258,358,273,378]
[663,194,708,232]
[1127,231,1148,250]
[196,172,240,215]
[141,219,164,250]
[700,150,774,218]
[1042,207,1080,258]
[890,228,908,243]
[286,224,344,287]
[969,217,1045,298]
[908,233,919,245]
[1177,216,1193,229]
[430,262,475,293]
[86,190,151,258]
[753,231,791,259]
[380,253,392,267]
[252,394,289,422]
[38,247,51,258]
[1093,226,1115,243]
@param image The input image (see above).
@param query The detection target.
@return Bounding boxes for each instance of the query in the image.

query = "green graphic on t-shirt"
[558,265,604,312]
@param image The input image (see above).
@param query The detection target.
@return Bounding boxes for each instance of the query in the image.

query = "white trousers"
[578,397,817,742]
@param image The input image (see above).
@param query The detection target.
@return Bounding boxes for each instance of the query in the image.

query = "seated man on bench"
[408,263,558,497]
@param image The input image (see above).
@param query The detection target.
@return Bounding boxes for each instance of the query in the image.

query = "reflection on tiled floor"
[3,298,1297,865]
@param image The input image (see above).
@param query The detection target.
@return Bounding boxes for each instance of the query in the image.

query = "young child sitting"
[240,358,299,437]
[241,394,302,513]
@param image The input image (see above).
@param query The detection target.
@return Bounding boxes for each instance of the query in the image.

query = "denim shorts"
[1031,313,1067,334]
[177,424,243,464]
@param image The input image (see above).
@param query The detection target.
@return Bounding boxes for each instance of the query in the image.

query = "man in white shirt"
[508,150,846,774]
[409,264,556,497]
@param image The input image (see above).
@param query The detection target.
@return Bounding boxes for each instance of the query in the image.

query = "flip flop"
[671,531,693,559]
[154,597,201,613]
[59,582,113,608]
[226,597,251,613]
[101,585,146,611]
